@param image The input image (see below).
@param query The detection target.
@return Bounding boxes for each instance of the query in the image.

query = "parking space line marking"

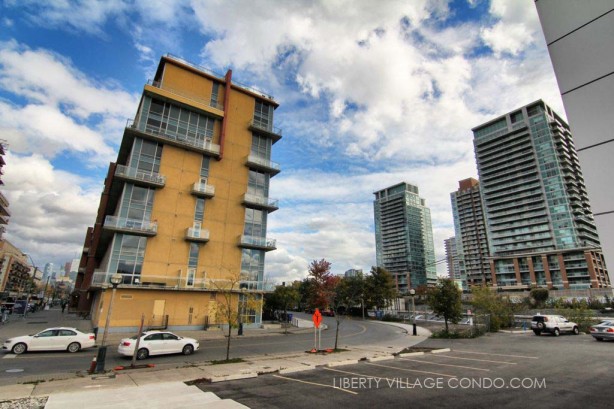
[324,364,457,380]
[398,358,490,372]
[428,355,517,365]
[453,350,539,359]
[2,355,17,359]
[364,362,459,377]
[272,374,358,395]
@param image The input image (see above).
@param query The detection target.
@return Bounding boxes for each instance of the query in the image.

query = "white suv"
[531,314,580,336]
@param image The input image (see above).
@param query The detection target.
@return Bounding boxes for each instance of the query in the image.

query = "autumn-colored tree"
[307,259,334,309]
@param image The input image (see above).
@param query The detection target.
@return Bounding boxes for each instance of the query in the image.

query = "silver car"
[589,320,614,342]
[531,314,580,336]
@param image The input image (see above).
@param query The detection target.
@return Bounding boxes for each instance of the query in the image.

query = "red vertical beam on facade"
[513,258,522,287]
[77,163,116,312]
[584,251,599,288]
[558,254,569,289]
[542,255,553,289]
[527,257,537,286]
[219,69,232,160]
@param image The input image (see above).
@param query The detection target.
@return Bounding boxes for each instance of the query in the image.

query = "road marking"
[272,374,358,395]
[324,364,457,380]
[428,355,517,365]
[2,355,17,359]
[364,362,459,377]
[398,358,490,372]
[453,350,539,359]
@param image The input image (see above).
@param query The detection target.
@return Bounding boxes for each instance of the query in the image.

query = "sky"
[0,0,566,283]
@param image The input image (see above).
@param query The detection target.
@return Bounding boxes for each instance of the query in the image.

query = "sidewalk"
[0,309,430,408]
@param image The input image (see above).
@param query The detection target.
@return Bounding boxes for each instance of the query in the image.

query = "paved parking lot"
[197,332,613,408]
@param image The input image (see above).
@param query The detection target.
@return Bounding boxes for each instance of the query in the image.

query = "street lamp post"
[95,273,122,373]
[409,288,417,336]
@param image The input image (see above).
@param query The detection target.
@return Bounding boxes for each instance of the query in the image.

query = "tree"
[272,284,301,334]
[306,259,334,309]
[211,271,263,361]
[530,288,549,308]
[427,278,462,333]
[342,272,368,319]
[471,286,516,331]
[365,267,397,311]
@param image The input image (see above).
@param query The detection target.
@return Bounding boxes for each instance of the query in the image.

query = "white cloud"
[0,41,139,164]
[2,152,100,267]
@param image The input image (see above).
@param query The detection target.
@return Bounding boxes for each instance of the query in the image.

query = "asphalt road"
[196,332,614,409]
[0,314,406,384]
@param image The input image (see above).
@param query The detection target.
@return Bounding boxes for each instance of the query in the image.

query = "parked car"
[2,327,96,354]
[531,314,580,336]
[117,331,199,360]
[321,309,335,317]
[589,320,614,341]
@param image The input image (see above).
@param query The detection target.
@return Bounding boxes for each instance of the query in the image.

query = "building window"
[195,198,205,223]
[248,170,269,197]
[243,208,266,238]
[211,82,220,108]
[119,185,155,223]
[200,156,210,179]
[140,97,215,145]
[111,234,147,284]
[254,100,273,131]
[251,134,271,160]
[129,138,162,174]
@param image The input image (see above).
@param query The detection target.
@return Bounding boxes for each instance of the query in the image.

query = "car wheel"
[572,326,579,335]
[533,330,541,336]
[537,322,545,330]
[67,342,81,353]
[553,328,560,336]
[136,348,149,360]
[595,337,604,342]
[12,343,27,355]
[182,344,194,355]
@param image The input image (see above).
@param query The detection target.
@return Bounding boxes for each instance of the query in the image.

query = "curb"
[431,348,450,354]
[398,351,425,357]
[366,355,395,362]
[326,359,360,367]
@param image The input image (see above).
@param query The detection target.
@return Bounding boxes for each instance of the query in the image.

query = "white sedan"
[117,331,199,360]
[2,327,96,354]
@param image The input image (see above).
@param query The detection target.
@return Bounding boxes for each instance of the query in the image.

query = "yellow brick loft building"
[74,54,281,332]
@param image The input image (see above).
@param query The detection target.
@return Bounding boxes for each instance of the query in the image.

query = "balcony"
[239,235,277,251]
[246,154,281,175]
[248,120,282,143]
[126,119,221,158]
[186,227,210,243]
[115,164,166,188]
[103,216,158,236]
[243,193,279,212]
[91,271,210,290]
[191,181,215,198]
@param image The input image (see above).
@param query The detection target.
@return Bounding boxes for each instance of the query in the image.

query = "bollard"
[412,323,417,336]
[88,357,97,374]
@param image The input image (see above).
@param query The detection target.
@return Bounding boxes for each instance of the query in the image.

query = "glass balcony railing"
[239,235,277,251]
[186,227,210,242]
[126,119,221,157]
[248,120,282,141]
[243,193,279,211]
[115,164,166,187]
[92,271,210,289]
[246,154,281,174]
[191,181,215,197]
[103,216,157,236]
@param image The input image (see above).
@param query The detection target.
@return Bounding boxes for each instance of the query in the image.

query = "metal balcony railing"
[191,181,215,197]
[186,227,210,242]
[239,235,277,251]
[115,164,166,187]
[243,193,279,211]
[103,216,158,235]
[246,154,281,174]
[126,119,221,156]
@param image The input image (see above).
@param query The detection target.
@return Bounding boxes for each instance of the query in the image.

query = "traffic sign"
[313,308,322,328]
